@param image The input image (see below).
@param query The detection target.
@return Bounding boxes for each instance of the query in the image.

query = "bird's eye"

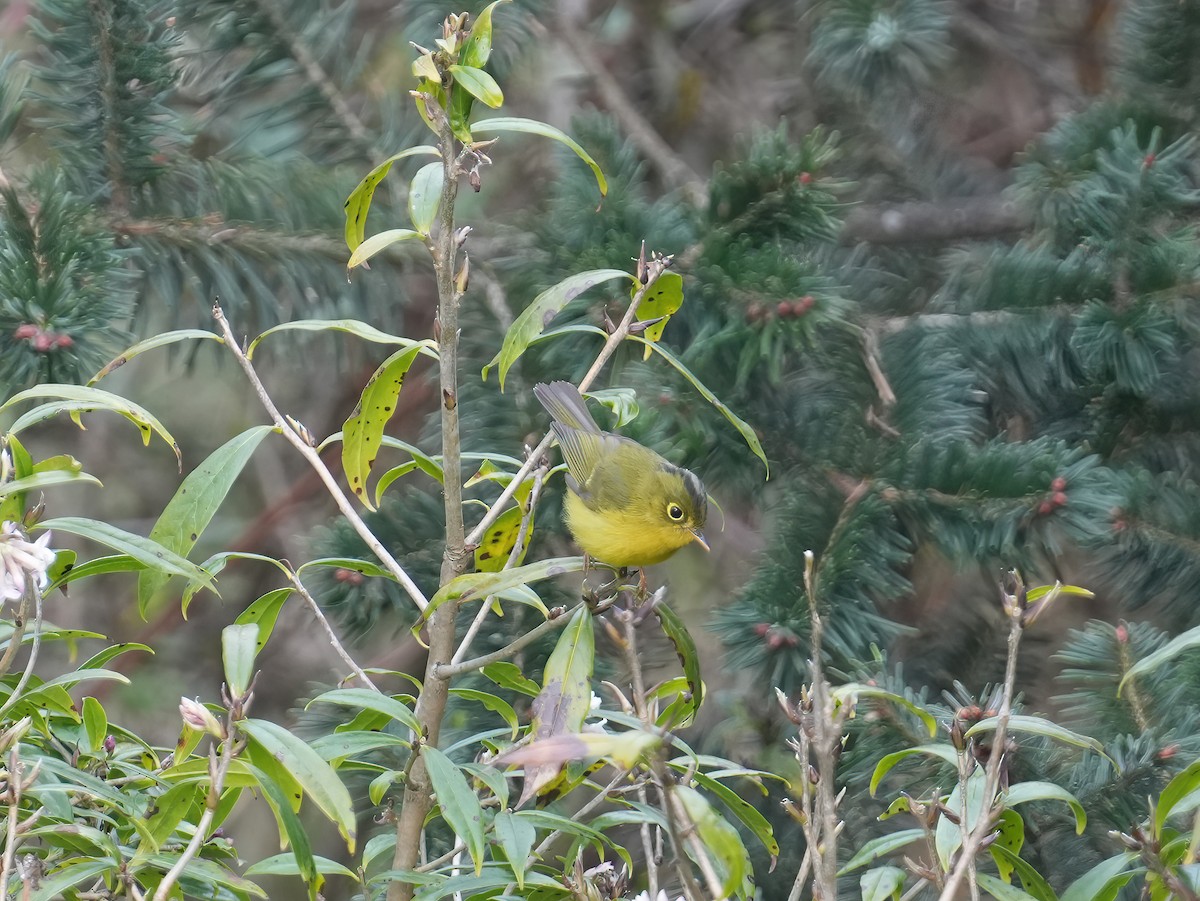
[667,503,684,521]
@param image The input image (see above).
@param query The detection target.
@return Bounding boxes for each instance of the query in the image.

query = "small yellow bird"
[533,381,708,568]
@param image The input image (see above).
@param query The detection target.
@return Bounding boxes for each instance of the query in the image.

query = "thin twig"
[153,730,239,901]
[0,589,29,677]
[450,467,546,666]
[785,847,813,901]
[212,304,430,612]
[436,603,582,678]
[0,750,21,898]
[0,583,43,718]
[288,572,380,692]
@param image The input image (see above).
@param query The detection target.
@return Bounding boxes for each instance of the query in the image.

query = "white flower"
[0,521,55,603]
[584,690,609,733]
[630,892,684,901]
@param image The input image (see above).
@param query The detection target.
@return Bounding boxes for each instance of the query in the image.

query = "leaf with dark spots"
[343,345,425,511]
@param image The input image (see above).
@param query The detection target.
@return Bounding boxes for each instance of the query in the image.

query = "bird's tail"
[533,381,601,433]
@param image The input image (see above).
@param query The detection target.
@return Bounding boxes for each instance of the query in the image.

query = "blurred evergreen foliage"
[5,0,1200,896]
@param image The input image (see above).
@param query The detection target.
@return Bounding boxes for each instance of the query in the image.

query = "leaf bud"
[104,735,116,754]
[950,720,966,751]
[1051,476,1066,492]
[179,697,226,739]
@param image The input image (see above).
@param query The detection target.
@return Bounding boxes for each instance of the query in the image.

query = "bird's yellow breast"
[564,491,695,567]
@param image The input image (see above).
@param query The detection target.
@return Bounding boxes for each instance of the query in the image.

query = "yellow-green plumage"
[534,381,708,568]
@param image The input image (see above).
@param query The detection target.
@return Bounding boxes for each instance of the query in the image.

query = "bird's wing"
[552,423,624,505]
[533,381,601,433]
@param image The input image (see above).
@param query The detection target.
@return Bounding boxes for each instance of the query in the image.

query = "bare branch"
[840,197,1029,245]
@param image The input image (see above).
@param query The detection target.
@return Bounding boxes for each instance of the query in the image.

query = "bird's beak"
[690,529,709,552]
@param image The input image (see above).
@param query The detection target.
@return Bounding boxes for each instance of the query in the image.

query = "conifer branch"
[89,0,128,213]
[840,197,1029,245]
[555,18,707,207]
[112,217,358,260]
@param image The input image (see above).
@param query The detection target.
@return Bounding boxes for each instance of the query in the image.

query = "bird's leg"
[637,568,647,599]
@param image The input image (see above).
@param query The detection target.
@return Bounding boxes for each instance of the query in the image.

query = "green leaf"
[44,554,146,593]
[966,715,1109,761]
[989,809,1025,882]
[1004,781,1086,834]
[517,604,596,806]
[89,329,224,384]
[138,425,274,617]
[0,384,180,464]
[633,271,684,360]
[629,336,769,477]
[482,660,540,696]
[222,623,258,699]
[691,771,779,862]
[833,684,938,738]
[869,744,958,796]
[235,588,295,653]
[0,469,100,499]
[474,117,608,197]
[473,502,533,573]
[990,846,1058,901]
[310,730,410,762]
[37,517,215,591]
[1119,622,1200,697]
[348,228,423,270]
[838,829,925,875]
[344,145,441,249]
[449,65,503,107]
[493,810,535,889]
[246,319,437,359]
[861,866,906,901]
[1156,758,1200,838]
[245,762,321,899]
[936,768,989,871]
[305,688,421,736]
[450,687,519,739]
[484,269,633,389]
[343,344,426,510]
[978,871,1042,901]
[240,718,357,852]
[30,860,115,901]
[417,557,582,638]
[82,696,107,753]
[408,162,444,236]
[652,600,704,728]
[143,782,198,850]
[459,1,509,68]
[675,784,752,899]
[245,853,357,880]
[423,746,486,875]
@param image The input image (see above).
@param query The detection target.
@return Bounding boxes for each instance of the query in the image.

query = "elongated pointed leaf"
[245,763,321,899]
[977,871,1041,901]
[245,853,357,880]
[344,146,441,249]
[630,336,769,476]
[449,65,503,107]
[484,269,633,389]
[240,718,357,852]
[966,715,1109,761]
[634,271,684,360]
[82,696,107,753]
[343,344,425,509]
[1060,852,1140,901]
[0,469,100,499]
[459,0,509,68]
[833,684,937,738]
[247,320,437,359]
[348,228,423,270]
[37,518,214,591]
[990,845,1058,901]
[493,810,535,889]
[838,829,925,875]
[235,588,294,653]
[1,385,180,463]
[449,688,519,739]
[653,601,704,727]
[305,688,421,736]
[692,771,779,862]
[517,604,595,806]
[222,624,258,699]
[138,426,274,617]
[674,784,752,899]
[870,747,958,799]
[408,162,444,236]
[423,746,486,874]
[861,866,906,901]
[29,861,114,901]
[474,117,608,197]
[1119,622,1200,697]
[1004,781,1086,834]
[936,768,989,871]
[89,329,224,384]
